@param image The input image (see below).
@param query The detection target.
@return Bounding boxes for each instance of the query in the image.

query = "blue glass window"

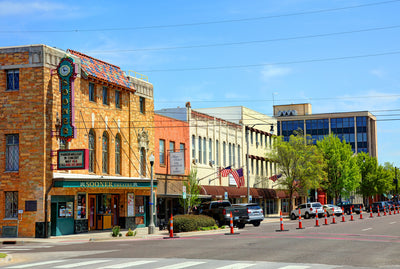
[6,70,19,91]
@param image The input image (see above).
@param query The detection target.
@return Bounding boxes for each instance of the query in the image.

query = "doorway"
[88,195,96,230]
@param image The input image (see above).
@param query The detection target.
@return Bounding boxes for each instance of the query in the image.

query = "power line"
[1,0,399,33]
[86,24,400,54]
[136,50,400,73]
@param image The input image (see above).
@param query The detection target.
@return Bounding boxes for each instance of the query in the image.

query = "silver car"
[233,203,264,226]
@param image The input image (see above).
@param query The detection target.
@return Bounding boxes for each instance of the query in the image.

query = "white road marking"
[54,260,111,268]
[6,260,64,268]
[216,263,256,269]
[362,228,372,231]
[99,260,156,268]
[389,222,397,224]
[279,266,311,269]
[0,249,31,251]
[156,261,206,269]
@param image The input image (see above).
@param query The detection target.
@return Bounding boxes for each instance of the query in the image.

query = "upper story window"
[209,138,212,164]
[6,134,19,172]
[237,145,241,167]
[89,82,95,102]
[216,140,219,166]
[140,97,145,114]
[169,141,175,153]
[229,143,232,166]
[159,139,165,165]
[102,86,108,105]
[198,136,202,164]
[115,134,121,175]
[115,90,121,109]
[6,69,19,91]
[203,137,206,164]
[223,142,226,167]
[140,147,146,177]
[192,135,196,161]
[102,132,109,174]
[89,129,95,173]
[180,143,185,169]
[232,144,235,166]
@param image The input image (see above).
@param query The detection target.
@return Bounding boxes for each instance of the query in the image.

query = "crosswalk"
[0,245,52,253]
[2,258,356,269]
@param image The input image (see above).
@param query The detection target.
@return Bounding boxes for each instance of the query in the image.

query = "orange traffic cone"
[389,205,392,215]
[315,210,320,227]
[225,212,240,235]
[350,207,354,221]
[377,206,381,217]
[164,214,179,239]
[384,205,387,216]
[360,208,363,219]
[297,209,304,230]
[332,212,337,224]
[341,207,346,222]
[369,206,373,218]
[276,210,288,232]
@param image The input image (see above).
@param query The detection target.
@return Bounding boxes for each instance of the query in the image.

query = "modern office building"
[274,103,377,157]
[0,45,155,237]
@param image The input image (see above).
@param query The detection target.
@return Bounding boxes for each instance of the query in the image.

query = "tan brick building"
[0,45,155,237]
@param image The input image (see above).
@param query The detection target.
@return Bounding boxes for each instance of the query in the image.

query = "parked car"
[322,204,343,217]
[233,203,264,227]
[336,201,363,215]
[290,202,325,220]
[370,201,388,212]
[198,200,248,228]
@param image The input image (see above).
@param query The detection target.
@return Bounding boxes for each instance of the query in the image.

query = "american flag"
[269,173,282,182]
[236,168,245,188]
[220,166,232,177]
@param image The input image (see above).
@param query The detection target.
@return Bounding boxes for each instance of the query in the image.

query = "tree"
[179,168,201,214]
[317,134,360,203]
[267,130,326,212]
[356,152,378,205]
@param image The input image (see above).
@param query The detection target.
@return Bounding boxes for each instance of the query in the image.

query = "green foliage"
[125,228,137,237]
[0,253,6,258]
[172,214,216,233]
[111,226,122,237]
[179,168,201,214]
[317,134,360,202]
[267,130,326,211]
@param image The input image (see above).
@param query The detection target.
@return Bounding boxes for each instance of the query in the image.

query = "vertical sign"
[57,57,77,141]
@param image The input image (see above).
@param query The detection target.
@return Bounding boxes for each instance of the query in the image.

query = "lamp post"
[148,153,155,234]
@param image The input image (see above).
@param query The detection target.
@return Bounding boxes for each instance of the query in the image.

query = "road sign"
[224,192,228,200]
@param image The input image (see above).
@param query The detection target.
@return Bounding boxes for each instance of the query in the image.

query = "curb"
[0,254,12,264]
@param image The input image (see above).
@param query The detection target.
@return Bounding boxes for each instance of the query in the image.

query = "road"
[1,213,400,269]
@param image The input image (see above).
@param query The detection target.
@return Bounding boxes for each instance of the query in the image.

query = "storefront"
[50,174,156,236]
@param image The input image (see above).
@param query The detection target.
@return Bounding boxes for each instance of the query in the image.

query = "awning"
[200,185,291,199]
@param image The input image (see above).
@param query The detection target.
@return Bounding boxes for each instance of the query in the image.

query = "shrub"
[111,226,122,237]
[125,228,136,237]
[172,214,216,232]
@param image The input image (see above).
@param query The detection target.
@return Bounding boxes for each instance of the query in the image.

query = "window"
[140,147,146,176]
[6,134,19,171]
[256,160,259,175]
[140,97,145,114]
[251,159,254,174]
[6,69,19,91]
[237,145,241,167]
[170,141,175,153]
[102,86,108,105]
[192,135,196,161]
[229,143,232,166]
[89,130,95,172]
[223,142,226,166]
[102,132,109,173]
[115,90,121,108]
[203,137,206,164]
[216,140,219,166]
[159,139,165,165]
[209,139,212,164]
[251,131,253,144]
[5,191,18,219]
[180,143,185,169]
[115,134,121,174]
[198,137,202,164]
[232,144,235,166]
[89,82,95,102]
[261,160,264,176]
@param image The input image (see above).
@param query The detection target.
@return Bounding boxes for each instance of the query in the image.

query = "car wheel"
[305,212,310,219]
[253,221,261,227]
[237,222,245,229]
[326,212,330,217]
[291,213,297,220]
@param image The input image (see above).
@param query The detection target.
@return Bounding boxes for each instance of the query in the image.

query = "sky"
[1,0,400,166]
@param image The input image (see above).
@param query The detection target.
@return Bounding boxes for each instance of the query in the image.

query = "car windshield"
[248,205,261,210]
[312,203,322,207]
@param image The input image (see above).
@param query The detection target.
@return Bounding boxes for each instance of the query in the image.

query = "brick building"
[0,45,155,237]
[154,113,190,223]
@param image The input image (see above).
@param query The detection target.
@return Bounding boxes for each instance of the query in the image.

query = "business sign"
[57,57,77,141]
[54,180,157,188]
[57,149,89,170]
[170,151,185,175]
[229,174,237,186]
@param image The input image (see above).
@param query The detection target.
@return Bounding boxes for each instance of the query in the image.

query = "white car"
[290,202,325,220]
[323,204,343,217]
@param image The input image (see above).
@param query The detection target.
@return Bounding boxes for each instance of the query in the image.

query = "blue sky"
[1,0,400,166]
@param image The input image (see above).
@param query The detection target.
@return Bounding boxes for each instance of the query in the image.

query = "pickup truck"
[336,201,363,215]
[198,200,248,228]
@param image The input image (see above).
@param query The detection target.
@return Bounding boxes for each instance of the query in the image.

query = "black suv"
[233,203,264,227]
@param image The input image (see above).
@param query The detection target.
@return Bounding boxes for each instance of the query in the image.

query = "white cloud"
[370,68,386,79]
[260,65,291,81]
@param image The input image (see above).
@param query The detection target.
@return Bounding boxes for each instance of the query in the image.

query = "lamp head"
[149,153,155,165]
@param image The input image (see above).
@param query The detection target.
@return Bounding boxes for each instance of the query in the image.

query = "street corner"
[0,253,13,264]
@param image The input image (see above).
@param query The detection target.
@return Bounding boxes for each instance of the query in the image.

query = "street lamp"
[148,153,155,234]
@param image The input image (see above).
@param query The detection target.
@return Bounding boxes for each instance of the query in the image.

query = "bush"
[172,214,216,232]
[125,228,136,237]
[111,226,122,237]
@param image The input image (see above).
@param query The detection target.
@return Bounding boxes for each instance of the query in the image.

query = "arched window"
[102,132,109,174]
[89,129,95,173]
[115,134,121,175]
[223,142,226,167]
[140,147,146,176]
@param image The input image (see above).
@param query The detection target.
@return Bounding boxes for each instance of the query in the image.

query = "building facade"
[0,45,155,238]
[154,113,190,223]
